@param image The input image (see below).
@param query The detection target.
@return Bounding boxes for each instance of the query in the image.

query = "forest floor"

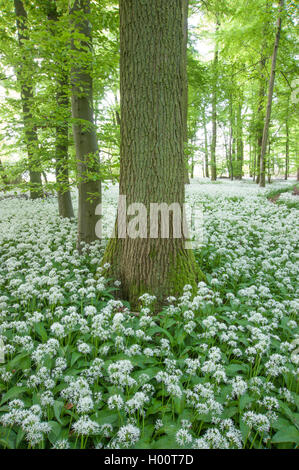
[0,180,298,449]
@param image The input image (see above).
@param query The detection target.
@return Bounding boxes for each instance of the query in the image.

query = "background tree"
[14,0,43,199]
[43,0,74,218]
[260,0,284,187]
[70,0,102,248]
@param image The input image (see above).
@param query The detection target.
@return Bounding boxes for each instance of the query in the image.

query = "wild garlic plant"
[0,181,298,449]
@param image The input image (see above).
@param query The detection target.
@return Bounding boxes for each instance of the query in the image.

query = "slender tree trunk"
[191,152,195,179]
[47,3,74,219]
[256,50,267,185]
[228,95,234,180]
[267,142,272,183]
[228,127,233,180]
[70,0,101,249]
[285,107,289,181]
[249,143,252,177]
[0,159,9,188]
[224,135,230,179]
[235,101,243,180]
[260,0,284,187]
[203,110,209,178]
[102,0,203,308]
[210,18,219,182]
[56,84,75,219]
[14,0,43,199]
[231,106,237,180]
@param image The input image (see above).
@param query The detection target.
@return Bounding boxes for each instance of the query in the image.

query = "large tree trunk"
[14,0,43,199]
[70,0,101,249]
[47,3,74,219]
[102,0,203,308]
[182,0,190,184]
[210,17,219,182]
[259,0,284,187]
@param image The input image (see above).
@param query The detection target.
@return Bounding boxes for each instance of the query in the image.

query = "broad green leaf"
[272,427,299,445]
[0,386,27,405]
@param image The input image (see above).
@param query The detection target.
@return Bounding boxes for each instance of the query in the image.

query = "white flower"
[52,439,70,449]
[72,416,100,435]
[77,341,91,355]
[114,424,140,448]
[176,428,193,447]
[231,376,248,398]
[243,412,271,433]
[108,395,124,411]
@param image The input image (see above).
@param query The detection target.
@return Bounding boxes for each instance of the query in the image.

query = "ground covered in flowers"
[0,180,298,449]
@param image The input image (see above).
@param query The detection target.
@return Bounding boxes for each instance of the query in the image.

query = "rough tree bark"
[46,2,74,219]
[260,0,284,187]
[14,0,43,199]
[182,0,190,184]
[102,0,203,308]
[70,0,101,248]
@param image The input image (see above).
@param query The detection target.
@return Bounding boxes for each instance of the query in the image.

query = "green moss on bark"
[168,248,206,299]
[100,237,206,310]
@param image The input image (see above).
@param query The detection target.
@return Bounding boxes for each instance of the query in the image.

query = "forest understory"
[0,180,298,449]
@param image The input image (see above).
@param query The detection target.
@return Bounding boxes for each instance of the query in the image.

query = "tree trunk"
[14,0,43,199]
[102,0,203,308]
[203,110,209,178]
[0,159,9,188]
[235,100,243,180]
[56,85,75,219]
[267,142,272,183]
[182,0,190,184]
[191,152,195,179]
[253,143,257,182]
[210,17,219,182]
[228,94,234,180]
[249,143,252,177]
[285,107,289,181]
[47,3,74,219]
[260,0,284,187]
[256,52,267,185]
[70,0,101,249]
